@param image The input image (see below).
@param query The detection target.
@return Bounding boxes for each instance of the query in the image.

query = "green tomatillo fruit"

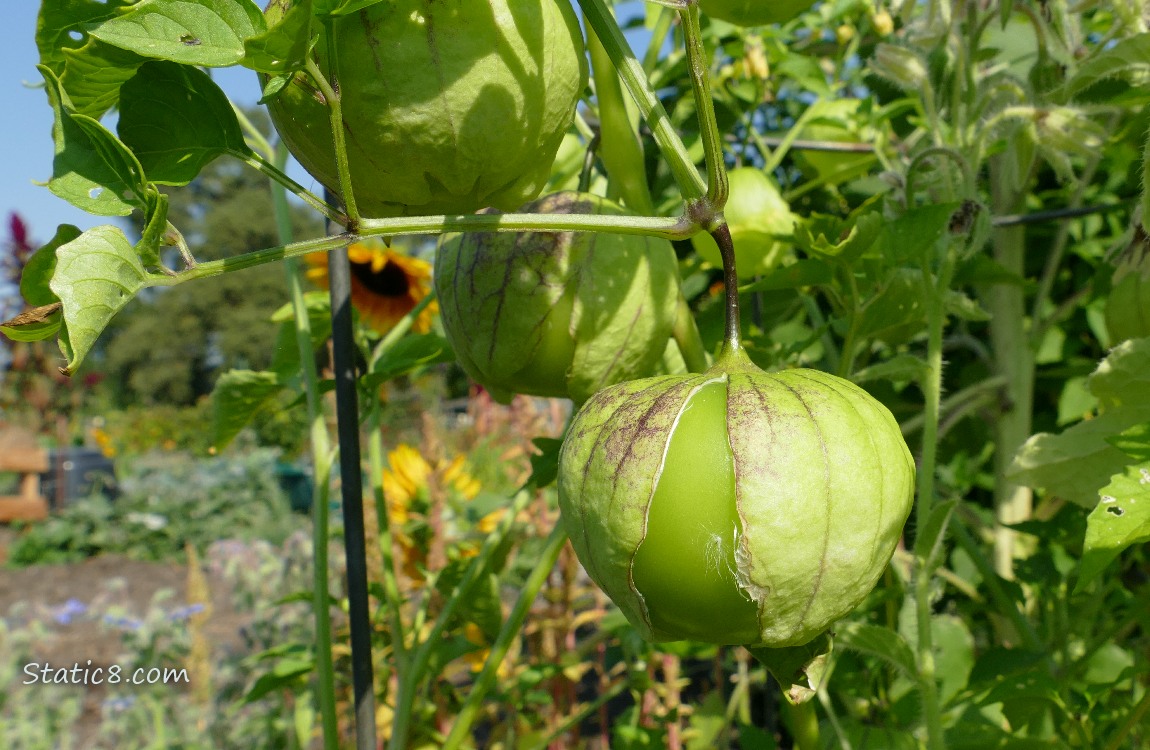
[699,0,817,27]
[692,167,795,279]
[264,0,586,217]
[557,350,915,647]
[1105,234,1150,343]
[434,192,681,404]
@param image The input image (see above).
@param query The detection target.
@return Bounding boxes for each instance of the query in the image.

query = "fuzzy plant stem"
[913,250,957,750]
[270,146,340,750]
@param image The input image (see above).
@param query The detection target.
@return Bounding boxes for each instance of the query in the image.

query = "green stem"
[576,0,707,202]
[785,699,820,750]
[913,249,957,750]
[143,212,695,290]
[308,20,359,225]
[899,375,1009,436]
[237,150,346,226]
[272,144,339,750]
[679,3,727,210]
[365,401,408,667]
[588,19,655,214]
[442,525,569,750]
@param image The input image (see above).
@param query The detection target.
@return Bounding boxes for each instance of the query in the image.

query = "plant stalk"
[271,144,339,750]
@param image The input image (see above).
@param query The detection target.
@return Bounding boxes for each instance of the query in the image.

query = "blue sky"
[2,2,653,249]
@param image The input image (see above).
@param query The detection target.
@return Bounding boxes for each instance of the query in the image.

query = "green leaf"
[1008,408,1150,507]
[118,61,252,186]
[524,437,562,491]
[793,211,882,264]
[0,306,63,343]
[739,259,833,293]
[270,292,332,376]
[873,202,963,265]
[1089,337,1150,410]
[243,0,315,73]
[944,289,992,322]
[854,268,928,347]
[851,354,928,385]
[363,334,455,386]
[1075,463,1150,592]
[21,225,83,306]
[932,615,975,705]
[1107,422,1150,462]
[1065,34,1150,98]
[244,657,313,703]
[49,225,153,374]
[60,39,147,119]
[36,0,135,75]
[136,192,170,269]
[40,65,140,217]
[835,622,917,677]
[746,631,831,705]
[90,0,267,67]
[211,370,285,450]
[329,0,388,15]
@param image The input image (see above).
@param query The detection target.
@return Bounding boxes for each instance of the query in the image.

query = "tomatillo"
[434,192,681,404]
[558,351,915,647]
[263,0,586,217]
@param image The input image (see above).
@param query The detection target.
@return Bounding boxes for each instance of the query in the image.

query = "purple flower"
[103,614,143,631]
[53,598,88,626]
[166,603,206,622]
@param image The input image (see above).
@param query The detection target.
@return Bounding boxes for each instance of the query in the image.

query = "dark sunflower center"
[350,258,410,297]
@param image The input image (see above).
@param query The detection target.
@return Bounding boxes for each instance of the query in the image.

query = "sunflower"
[304,241,436,334]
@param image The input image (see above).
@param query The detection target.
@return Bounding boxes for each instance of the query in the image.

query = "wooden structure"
[0,427,50,523]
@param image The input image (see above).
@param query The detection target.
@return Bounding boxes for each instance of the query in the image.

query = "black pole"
[327,194,378,750]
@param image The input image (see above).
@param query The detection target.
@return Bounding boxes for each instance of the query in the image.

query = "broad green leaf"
[50,225,153,374]
[1089,337,1150,410]
[40,65,138,217]
[21,225,83,306]
[1075,463,1150,592]
[35,0,135,75]
[932,615,975,705]
[0,305,63,343]
[60,38,146,118]
[1107,422,1150,462]
[1008,407,1150,507]
[739,259,833,293]
[1065,34,1150,98]
[1057,376,1097,426]
[90,0,267,67]
[242,0,314,73]
[211,370,285,451]
[363,334,455,386]
[873,202,963,265]
[854,268,927,347]
[835,622,917,677]
[69,114,151,204]
[118,61,252,186]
